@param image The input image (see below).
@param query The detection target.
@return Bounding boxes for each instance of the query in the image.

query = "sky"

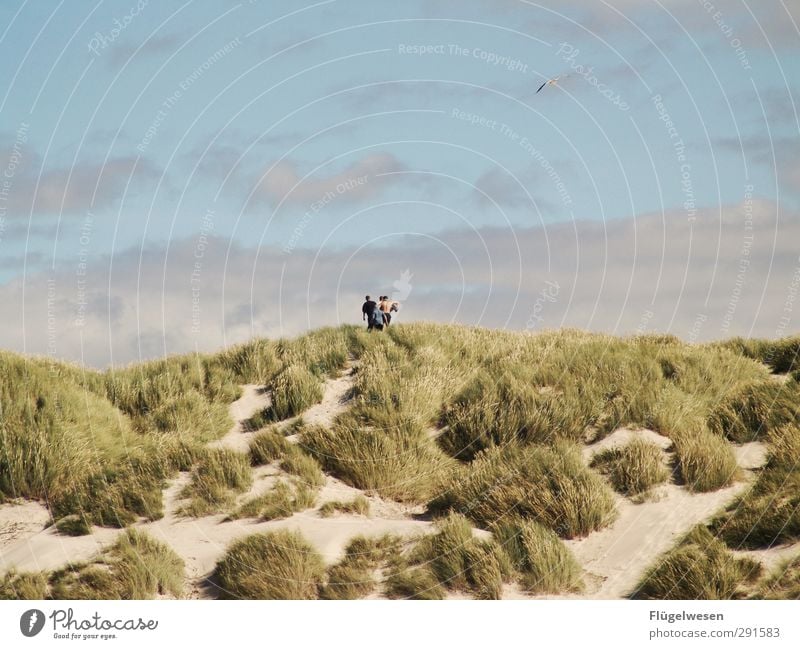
[0,0,798,367]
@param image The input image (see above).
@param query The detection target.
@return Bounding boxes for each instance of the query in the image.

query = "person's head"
[365,295,370,301]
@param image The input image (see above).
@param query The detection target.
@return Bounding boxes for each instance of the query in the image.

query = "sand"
[208,384,271,454]
[285,363,356,443]
[567,428,768,599]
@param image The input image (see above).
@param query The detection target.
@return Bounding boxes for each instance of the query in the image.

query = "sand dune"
[0,373,775,599]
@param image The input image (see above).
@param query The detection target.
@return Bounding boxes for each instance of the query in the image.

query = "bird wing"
[536,80,548,93]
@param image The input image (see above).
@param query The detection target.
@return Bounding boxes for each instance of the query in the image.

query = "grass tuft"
[180,449,252,517]
[320,535,400,599]
[49,529,184,599]
[266,365,323,421]
[0,570,49,600]
[430,443,617,538]
[229,479,317,521]
[301,420,456,503]
[248,429,289,465]
[591,439,669,497]
[633,526,761,599]
[492,518,583,594]
[671,428,739,492]
[319,495,370,517]
[388,514,511,600]
[213,530,326,599]
[755,554,800,599]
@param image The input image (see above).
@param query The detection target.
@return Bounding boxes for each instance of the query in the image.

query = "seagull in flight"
[536,74,569,93]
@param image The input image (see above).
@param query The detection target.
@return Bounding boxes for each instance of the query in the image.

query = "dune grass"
[492,518,583,594]
[385,567,446,600]
[249,429,290,465]
[320,535,400,599]
[263,365,324,421]
[35,529,185,600]
[711,426,800,549]
[280,445,325,488]
[179,448,252,517]
[103,355,235,439]
[319,495,370,517]
[430,442,617,537]
[0,570,50,600]
[213,530,326,599]
[385,514,511,600]
[591,439,669,497]
[755,554,800,599]
[301,419,456,503]
[708,379,800,442]
[229,479,317,521]
[6,322,800,602]
[671,428,739,492]
[633,526,761,599]
[715,336,800,374]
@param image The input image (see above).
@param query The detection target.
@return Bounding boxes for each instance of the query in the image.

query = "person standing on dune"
[362,295,378,331]
[379,295,398,327]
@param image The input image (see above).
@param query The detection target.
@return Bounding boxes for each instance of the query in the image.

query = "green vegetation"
[301,421,456,502]
[672,428,739,492]
[0,570,49,600]
[213,530,326,599]
[5,324,800,599]
[319,495,370,517]
[633,527,761,599]
[229,479,316,520]
[492,518,583,594]
[707,380,800,442]
[179,449,252,517]
[281,445,325,488]
[320,535,400,599]
[755,554,800,599]
[711,426,800,549]
[263,365,324,421]
[386,514,511,600]
[715,336,800,374]
[591,439,669,497]
[385,567,446,600]
[249,428,289,465]
[430,443,617,537]
[1,530,184,600]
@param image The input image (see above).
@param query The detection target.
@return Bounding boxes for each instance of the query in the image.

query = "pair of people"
[361,295,398,331]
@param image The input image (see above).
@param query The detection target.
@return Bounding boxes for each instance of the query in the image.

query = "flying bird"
[536,74,569,93]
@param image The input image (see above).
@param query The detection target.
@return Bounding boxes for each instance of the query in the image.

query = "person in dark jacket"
[362,295,377,330]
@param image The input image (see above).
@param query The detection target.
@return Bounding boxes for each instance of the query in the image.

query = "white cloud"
[253,152,406,207]
[2,198,798,367]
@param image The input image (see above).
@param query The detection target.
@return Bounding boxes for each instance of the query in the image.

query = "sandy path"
[208,384,271,453]
[732,542,800,574]
[285,364,356,442]
[569,428,768,599]
[0,501,53,570]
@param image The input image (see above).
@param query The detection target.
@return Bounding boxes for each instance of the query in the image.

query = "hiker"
[362,295,378,330]
[379,295,399,326]
[370,306,384,331]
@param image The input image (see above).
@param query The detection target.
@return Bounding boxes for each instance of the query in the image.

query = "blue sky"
[0,0,798,365]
